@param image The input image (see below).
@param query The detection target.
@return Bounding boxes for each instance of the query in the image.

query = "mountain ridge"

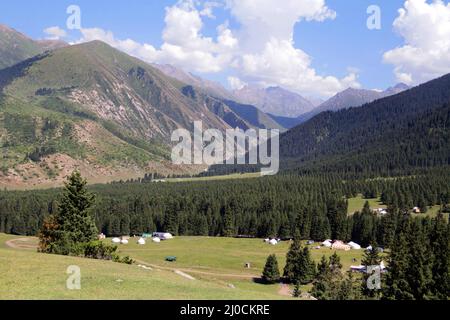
[232,85,315,118]
[0,23,67,70]
[278,74,450,175]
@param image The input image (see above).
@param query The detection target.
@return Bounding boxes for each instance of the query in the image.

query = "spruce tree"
[262,254,281,284]
[38,171,97,255]
[405,219,433,299]
[361,243,382,298]
[56,171,97,244]
[383,219,413,300]
[293,283,302,298]
[283,234,316,284]
[338,271,362,300]
[283,235,303,283]
[330,252,343,272]
[429,213,449,299]
[311,256,332,300]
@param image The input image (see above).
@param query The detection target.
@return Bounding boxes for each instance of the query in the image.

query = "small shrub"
[114,255,135,265]
[83,241,118,260]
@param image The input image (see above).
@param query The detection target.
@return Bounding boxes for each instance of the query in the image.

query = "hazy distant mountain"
[315,88,384,114]
[221,100,286,132]
[317,84,411,114]
[0,24,67,69]
[292,84,412,125]
[232,85,315,118]
[152,64,287,131]
[152,63,235,100]
[384,83,411,96]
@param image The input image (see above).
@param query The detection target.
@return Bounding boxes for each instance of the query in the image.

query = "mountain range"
[0,25,287,188]
[152,63,235,101]
[0,22,447,188]
[207,73,450,176]
[0,24,67,70]
[276,83,411,128]
[232,85,316,118]
[278,75,449,175]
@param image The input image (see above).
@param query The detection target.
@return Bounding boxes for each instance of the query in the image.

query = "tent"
[152,232,174,240]
[350,265,366,273]
[332,241,351,251]
[120,239,129,244]
[137,238,146,245]
[112,237,121,244]
[348,241,361,250]
[152,237,161,243]
[269,239,278,245]
[162,233,173,239]
[322,240,332,248]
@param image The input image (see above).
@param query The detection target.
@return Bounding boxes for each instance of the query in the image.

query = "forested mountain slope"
[279,73,450,175]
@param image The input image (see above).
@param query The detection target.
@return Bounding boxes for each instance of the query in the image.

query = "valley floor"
[0,234,365,300]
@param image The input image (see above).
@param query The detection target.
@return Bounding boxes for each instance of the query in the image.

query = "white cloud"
[43,26,67,40]
[73,0,360,98]
[228,76,247,90]
[226,0,336,52]
[200,1,222,18]
[77,27,159,61]
[75,1,235,73]
[226,0,358,97]
[384,0,450,85]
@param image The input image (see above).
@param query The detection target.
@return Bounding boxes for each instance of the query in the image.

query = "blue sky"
[1,0,448,98]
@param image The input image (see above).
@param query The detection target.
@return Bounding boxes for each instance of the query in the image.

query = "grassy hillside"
[0,94,173,188]
[0,40,238,186]
[347,195,386,215]
[0,24,66,70]
[0,25,44,70]
[0,233,368,300]
[0,234,290,300]
[117,237,364,276]
[0,40,287,187]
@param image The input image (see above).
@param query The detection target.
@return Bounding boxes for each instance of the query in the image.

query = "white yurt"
[152,237,161,243]
[162,233,174,239]
[264,238,270,243]
[269,239,278,245]
[322,240,332,248]
[348,241,362,250]
[137,238,146,245]
[120,239,129,245]
[112,237,121,244]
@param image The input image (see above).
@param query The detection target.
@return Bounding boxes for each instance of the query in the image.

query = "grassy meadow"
[347,195,386,215]
[0,233,366,300]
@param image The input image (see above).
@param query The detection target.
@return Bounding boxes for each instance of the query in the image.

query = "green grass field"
[347,195,386,215]
[0,234,365,300]
[347,195,447,219]
[116,236,363,276]
[161,172,262,183]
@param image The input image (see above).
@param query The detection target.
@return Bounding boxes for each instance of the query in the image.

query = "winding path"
[5,237,38,250]
[133,258,260,279]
